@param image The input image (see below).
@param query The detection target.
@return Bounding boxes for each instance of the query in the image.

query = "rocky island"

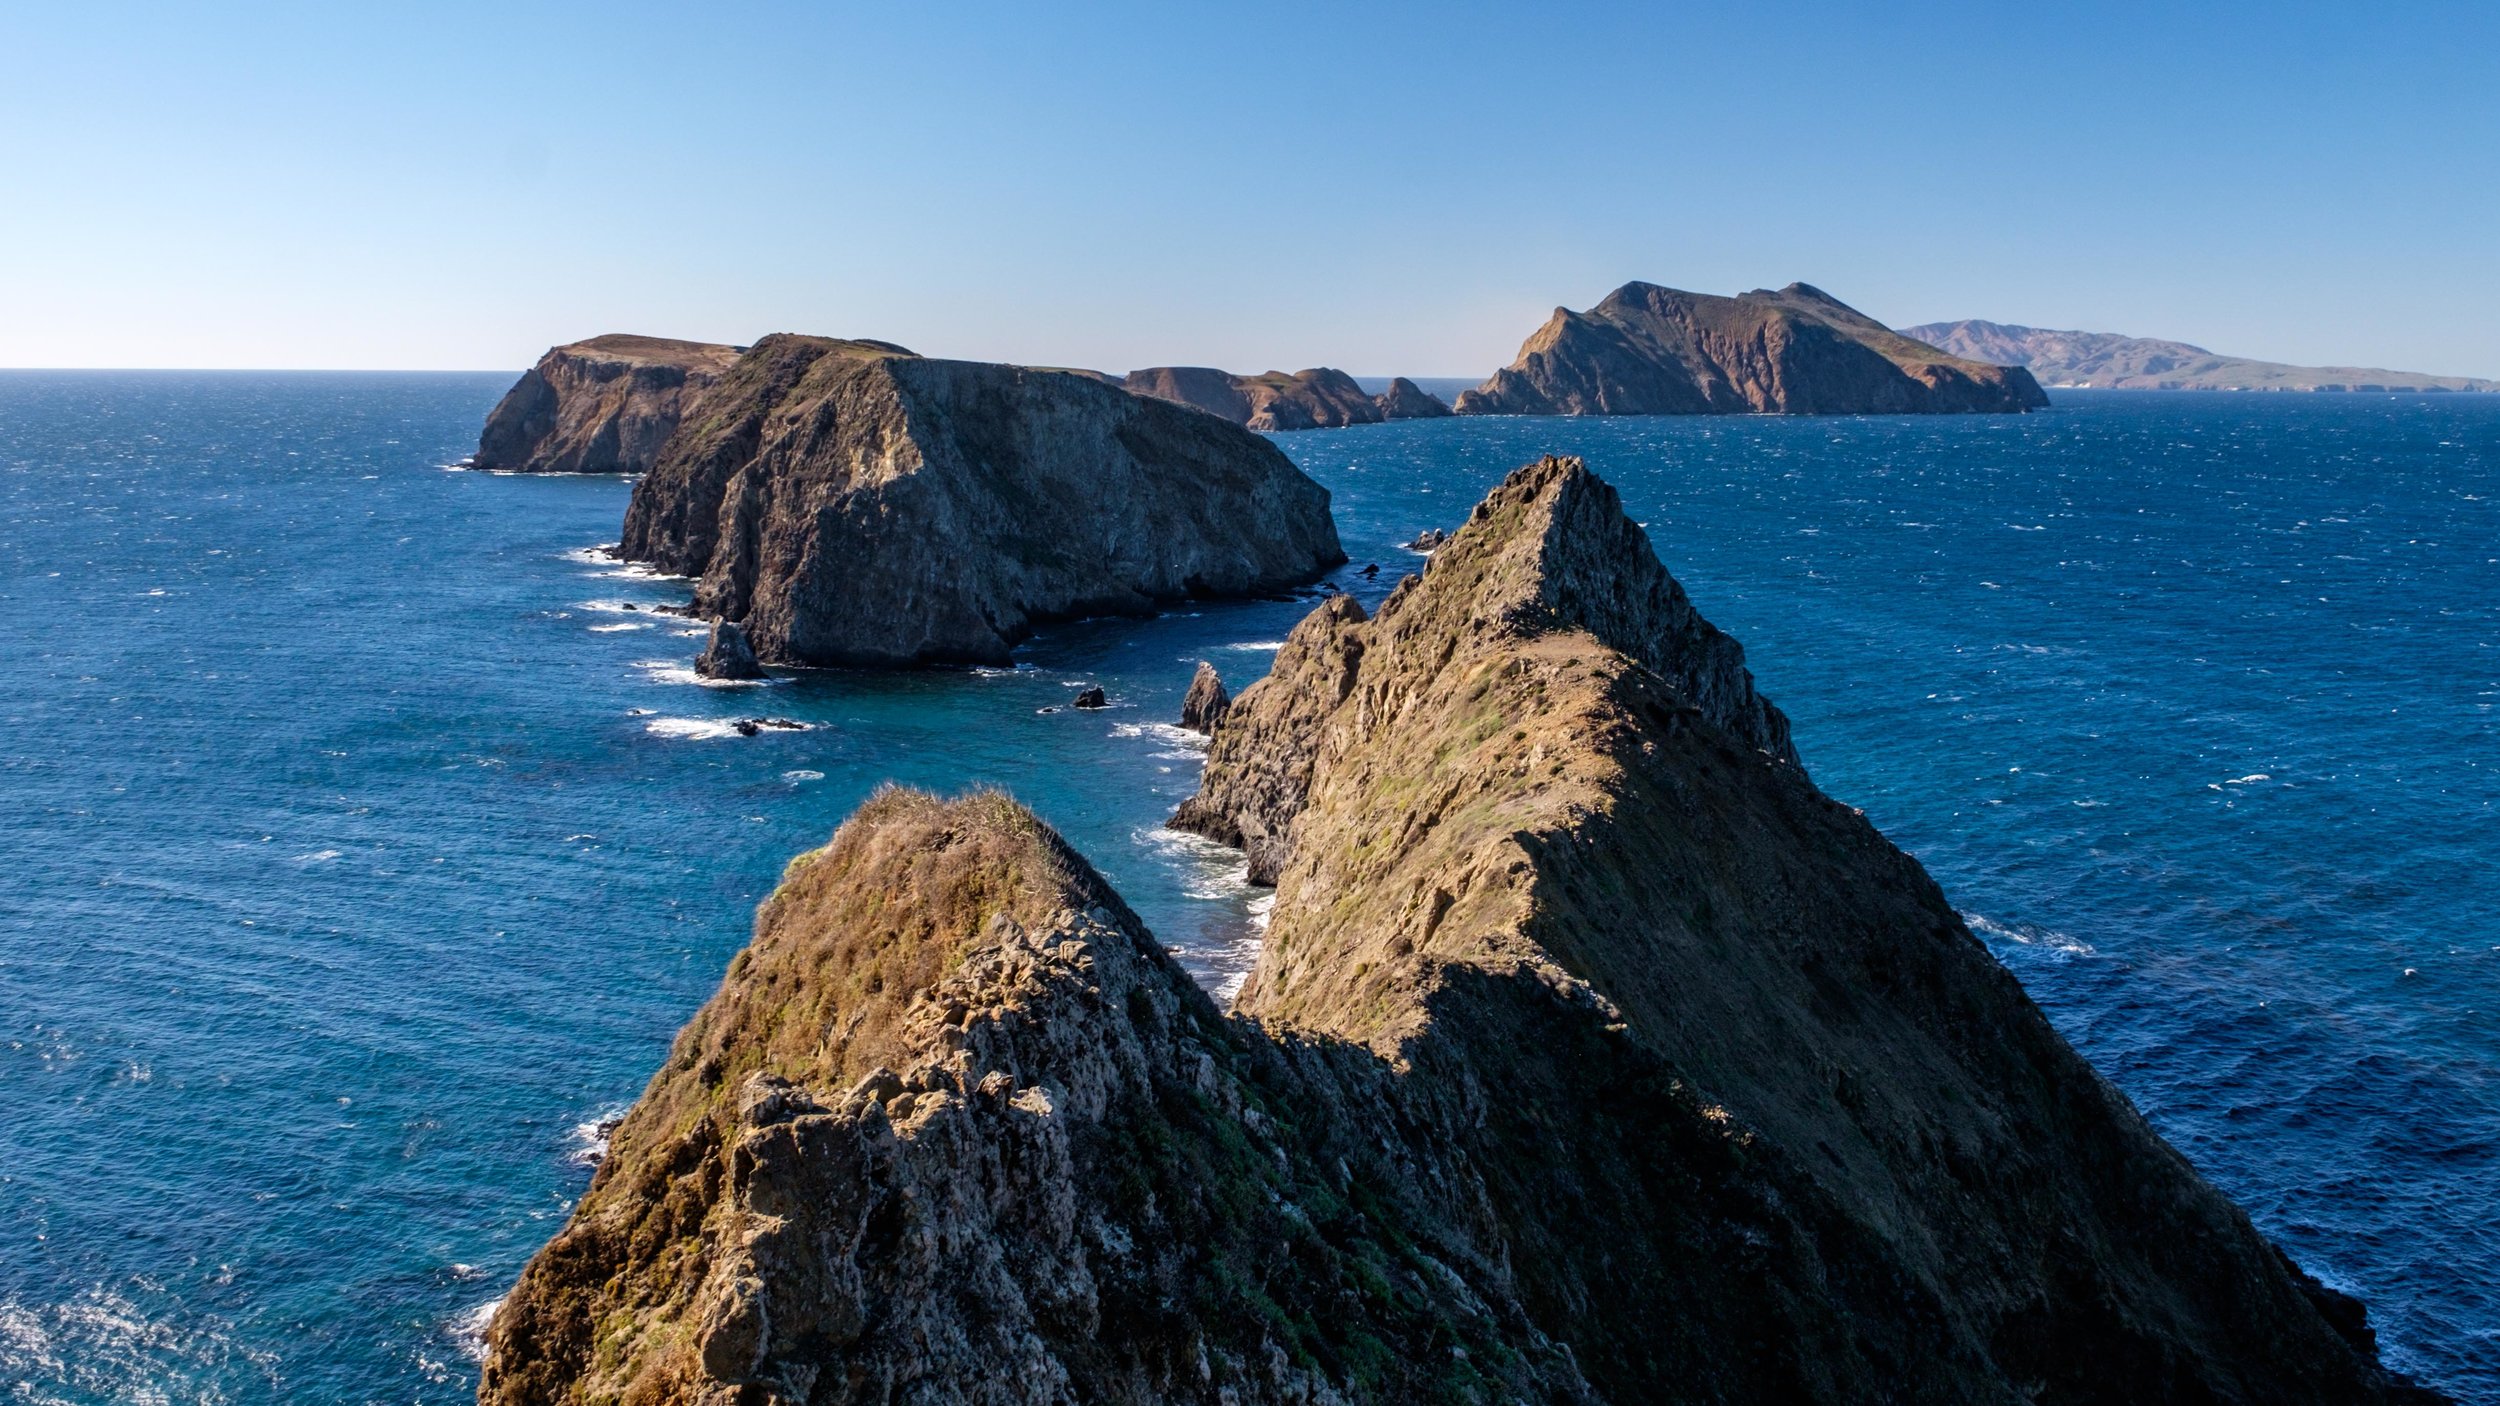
[1455,283,2049,416]
[478,456,2437,1404]
[1123,366,1454,429]
[487,333,1345,668]
[472,335,747,473]
[1901,319,2500,393]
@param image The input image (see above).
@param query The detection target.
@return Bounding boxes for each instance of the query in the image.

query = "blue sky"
[3,2,2494,375]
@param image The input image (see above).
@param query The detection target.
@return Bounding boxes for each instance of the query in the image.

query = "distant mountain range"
[1902,320,2500,393]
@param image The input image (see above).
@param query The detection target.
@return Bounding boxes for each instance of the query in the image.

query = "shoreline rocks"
[693,620,763,681]
[1455,282,2050,416]
[1176,661,1229,733]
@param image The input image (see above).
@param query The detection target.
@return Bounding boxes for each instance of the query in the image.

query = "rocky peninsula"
[489,333,1342,667]
[479,456,2436,1404]
[1456,283,2049,416]
[472,335,746,473]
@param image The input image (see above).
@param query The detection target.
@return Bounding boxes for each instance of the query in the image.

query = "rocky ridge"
[612,335,1344,667]
[1901,319,2500,393]
[1456,283,2049,416]
[477,457,2439,1405]
[473,335,746,473]
[1122,365,1386,430]
[1372,377,1453,419]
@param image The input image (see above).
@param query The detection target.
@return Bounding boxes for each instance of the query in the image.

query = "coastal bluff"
[472,335,745,474]
[1456,282,2049,416]
[478,456,2439,1405]
[1123,366,1452,429]
[615,335,1343,667]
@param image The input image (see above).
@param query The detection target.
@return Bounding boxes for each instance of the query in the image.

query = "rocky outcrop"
[615,335,1344,668]
[1456,283,2050,416]
[1402,528,1448,551]
[482,458,2440,1405]
[1070,687,1108,710]
[694,620,763,681]
[1176,661,1229,734]
[1123,366,1385,430]
[1902,318,2500,393]
[474,335,745,473]
[1372,377,1453,420]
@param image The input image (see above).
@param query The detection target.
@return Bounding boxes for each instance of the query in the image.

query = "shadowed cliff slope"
[1457,284,2048,416]
[1123,365,1390,430]
[474,335,746,473]
[481,458,2436,1405]
[614,335,1343,667]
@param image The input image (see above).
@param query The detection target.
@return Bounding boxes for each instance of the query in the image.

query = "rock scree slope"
[478,456,2439,1404]
[1456,283,2049,416]
[473,335,746,474]
[611,334,1343,667]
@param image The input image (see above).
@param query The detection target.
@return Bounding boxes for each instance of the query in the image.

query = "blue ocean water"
[1,373,2493,1402]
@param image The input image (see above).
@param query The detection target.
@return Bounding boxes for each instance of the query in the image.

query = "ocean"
[1,373,2492,1402]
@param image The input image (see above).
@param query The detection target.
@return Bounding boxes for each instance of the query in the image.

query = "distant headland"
[1903,319,2500,393]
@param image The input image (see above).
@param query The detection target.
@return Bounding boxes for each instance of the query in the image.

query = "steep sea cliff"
[481,458,2440,1403]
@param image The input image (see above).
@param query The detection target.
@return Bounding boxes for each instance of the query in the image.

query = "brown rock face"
[1371,376,1453,420]
[1176,660,1230,734]
[1455,282,2050,416]
[693,620,763,681]
[479,457,2439,1405]
[1123,366,1386,430]
[473,335,745,473]
[614,336,1344,668]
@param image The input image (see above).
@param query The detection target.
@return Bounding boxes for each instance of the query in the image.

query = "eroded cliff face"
[1454,283,2049,416]
[1372,377,1453,420]
[1124,366,1386,430]
[615,336,1344,667]
[474,335,746,473]
[482,457,2438,1405]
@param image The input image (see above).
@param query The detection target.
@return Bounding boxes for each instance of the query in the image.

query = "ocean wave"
[587,622,650,633]
[1220,640,1288,651]
[1962,911,2096,958]
[567,1104,629,1167]
[644,717,743,741]
[295,849,342,863]
[1133,826,1260,903]
[558,545,620,565]
[783,769,825,783]
[0,1286,280,1400]
[1109,722,1209,752]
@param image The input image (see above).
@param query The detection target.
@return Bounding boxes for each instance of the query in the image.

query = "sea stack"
[473,335,744,473]
[1455,282,2049,416]
[612,335,1344,667]
[1372,376,1453,419]
[694,619,764,681]
[1176,660,1229,733]
[1123,366,1385,430]
[481,455,2437,1405]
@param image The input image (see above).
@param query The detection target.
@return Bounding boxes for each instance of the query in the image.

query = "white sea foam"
[567,1104,630,1167]
[1221,640,1288,651]
[450,1298,503,1362]
[588,622,650,633]
[559,544,620,566]
[783,769,826,782]
[644,717,742,741]
[0,1286,279,1398]
[1962,911,2095,958]
[1133,826,1260,903]
[295,849,342,863]
[1110,722,1209,752]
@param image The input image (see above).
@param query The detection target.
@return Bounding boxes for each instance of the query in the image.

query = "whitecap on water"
[644,717,742,741]
[1109,722,1208,752]
[588,622,650,633]
[567,1104,630,1167]
[783,770,826,783]
[1962,911,2095,958]
[1133,826,1260,903]
[295,849,342,863]
[1220,640,1288,651]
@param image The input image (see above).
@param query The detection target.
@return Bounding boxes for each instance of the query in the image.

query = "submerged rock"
[1402,527,1449,551]
[1372,376,1453,419]
[616,336,1344,668]
[473,335,743,473]
[1123,365,1384,430]
[1070,686,1108,710]
[1454,282,2050,416]
[482,458,2441,1405]
[694,620,763,681]
[1176,661,1229,734]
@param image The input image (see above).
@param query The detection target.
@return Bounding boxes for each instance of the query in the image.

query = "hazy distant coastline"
[1904,319,2500,393]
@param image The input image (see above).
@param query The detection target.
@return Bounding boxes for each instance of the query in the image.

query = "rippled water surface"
[2,374,2493,1400]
